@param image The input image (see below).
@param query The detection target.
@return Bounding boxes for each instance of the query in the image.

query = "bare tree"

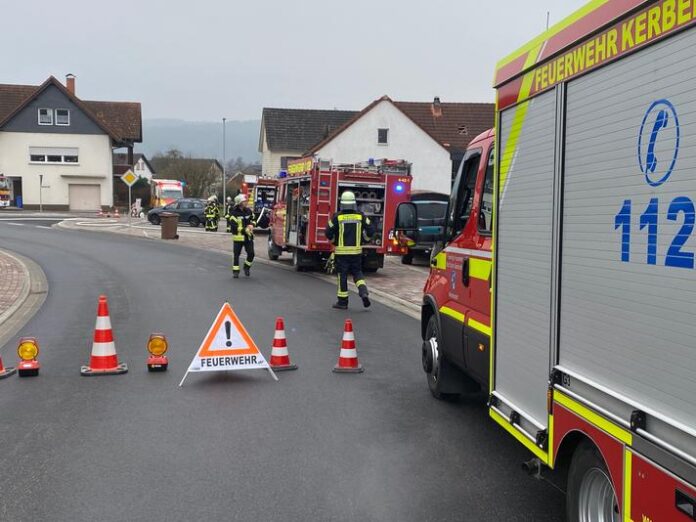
[151,150,221,198]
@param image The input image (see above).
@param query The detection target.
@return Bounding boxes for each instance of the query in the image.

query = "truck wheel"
[292,249,304,272]
[268,237,281,261]
[402,253,414,265]
[423,315,461,401]
[567,440,620,522]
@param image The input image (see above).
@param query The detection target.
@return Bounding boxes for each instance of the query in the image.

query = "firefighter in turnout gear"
[325,191,374,309]
[224,196,234,233]
[204,195,220,232]
[229,194,256,278]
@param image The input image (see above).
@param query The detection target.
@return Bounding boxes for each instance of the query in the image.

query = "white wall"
[315,100,452,195]
[134,157,153,181]
[0,132,113,207]
[260,131,299,178]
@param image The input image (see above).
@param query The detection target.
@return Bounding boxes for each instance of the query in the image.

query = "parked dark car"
[401,193,449,265]
[147,198,207,227]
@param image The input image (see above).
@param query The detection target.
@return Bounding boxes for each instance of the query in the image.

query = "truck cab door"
[433,148,484,370]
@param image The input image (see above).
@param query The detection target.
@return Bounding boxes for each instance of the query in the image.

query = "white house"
[0,75,142,210]
[114,153,155,181]
[258,108,357,178]
[308,96,494,195]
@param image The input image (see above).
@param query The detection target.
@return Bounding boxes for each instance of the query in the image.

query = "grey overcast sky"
[2,0,587,121]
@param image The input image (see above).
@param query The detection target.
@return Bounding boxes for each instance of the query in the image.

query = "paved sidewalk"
[58,218,429,315]
[0,250,27,318]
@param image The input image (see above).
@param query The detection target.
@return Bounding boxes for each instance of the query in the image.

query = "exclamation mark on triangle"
[225,320,232,347]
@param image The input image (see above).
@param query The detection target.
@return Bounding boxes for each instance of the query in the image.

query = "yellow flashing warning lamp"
[17,337,40,377]
[147,333,169,372]
[147,334,168,356]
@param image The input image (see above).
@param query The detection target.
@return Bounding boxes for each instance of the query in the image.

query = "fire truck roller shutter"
[495,89,557,429]
[560,26,696,441]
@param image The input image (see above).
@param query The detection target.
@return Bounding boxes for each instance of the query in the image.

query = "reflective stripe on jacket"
[325,211,374,255]
[229,205,256,241]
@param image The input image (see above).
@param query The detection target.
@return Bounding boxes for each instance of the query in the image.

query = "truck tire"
[423,315,462,401]
[292,249,304,272]
[402,253,414,265]
[268,237,281,261]
[566,439,620,522]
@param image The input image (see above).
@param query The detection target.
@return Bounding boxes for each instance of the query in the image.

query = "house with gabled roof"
[307,96,494,195]
[258,107,358,178]
[0,74,141,210]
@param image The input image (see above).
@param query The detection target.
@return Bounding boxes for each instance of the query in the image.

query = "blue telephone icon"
[646,109,669,174]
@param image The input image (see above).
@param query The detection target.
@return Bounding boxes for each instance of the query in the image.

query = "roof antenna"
[546,11,550,30]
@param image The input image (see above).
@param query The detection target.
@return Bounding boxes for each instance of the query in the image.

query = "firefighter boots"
[359,286,371,308]
[244,265,251,277]
[332,300,348,310]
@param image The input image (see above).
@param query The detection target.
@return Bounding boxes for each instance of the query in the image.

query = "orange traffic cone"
[0,353,16,379]
[114,207,120,218]
[269,317,297,371]
[81,295,128,376]
[333,319,363,373]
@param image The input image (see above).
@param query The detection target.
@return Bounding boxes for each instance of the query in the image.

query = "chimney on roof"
[432,97,442,117]
[66,73,76,95]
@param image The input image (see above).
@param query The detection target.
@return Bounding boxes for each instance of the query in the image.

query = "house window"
[38,108,53,125]
[378,128,389,145]
[55,109,70,126]
[29,147,79,164]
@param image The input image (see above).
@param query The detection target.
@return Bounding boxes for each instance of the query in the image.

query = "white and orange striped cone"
[333,319,363,373]
[269,317,297,371]
[113,208,120,218]
[80,295,128,376]
[0,353,16,379]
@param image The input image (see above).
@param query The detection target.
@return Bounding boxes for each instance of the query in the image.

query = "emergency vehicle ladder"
[315,168,333,243]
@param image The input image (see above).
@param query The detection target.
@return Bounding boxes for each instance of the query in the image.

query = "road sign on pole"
[121,169,137,228]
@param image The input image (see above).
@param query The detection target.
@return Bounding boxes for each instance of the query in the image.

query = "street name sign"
[179,302,277,386]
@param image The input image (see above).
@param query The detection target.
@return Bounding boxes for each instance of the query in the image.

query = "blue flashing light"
[395,183,405,193]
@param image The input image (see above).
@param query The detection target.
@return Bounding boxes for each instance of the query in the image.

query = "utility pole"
[39,174,43,213]
[222,117,227,205]
[546,11,550,30]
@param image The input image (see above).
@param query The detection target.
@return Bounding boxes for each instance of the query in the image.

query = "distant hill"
[136,119,261,163]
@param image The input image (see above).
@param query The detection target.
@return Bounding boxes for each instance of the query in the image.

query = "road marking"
[6,222,24,226]
[36,226,52,229]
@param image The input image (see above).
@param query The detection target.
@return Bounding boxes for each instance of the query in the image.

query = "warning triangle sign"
[179,302,277,386]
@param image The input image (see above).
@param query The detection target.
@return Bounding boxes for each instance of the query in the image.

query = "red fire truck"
[268,157,411,272]
[396,1,696,520]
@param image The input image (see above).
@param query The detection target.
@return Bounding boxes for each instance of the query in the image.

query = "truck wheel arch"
[553,429,615,494]
[421,296,439,340]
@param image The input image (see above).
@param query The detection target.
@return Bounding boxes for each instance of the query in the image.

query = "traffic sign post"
[120,169,137,228]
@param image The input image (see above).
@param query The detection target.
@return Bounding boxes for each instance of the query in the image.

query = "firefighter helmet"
[234,194,247,206]
[340,191,356,208]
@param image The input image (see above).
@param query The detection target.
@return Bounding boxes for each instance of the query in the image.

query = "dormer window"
[55,109,70,126]
[38,108,53,125]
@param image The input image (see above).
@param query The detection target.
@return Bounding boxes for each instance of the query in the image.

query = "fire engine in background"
[251,178,277,229]
[150,179,184,208]
[396,1,696,520]
[269,157,411,272]
[0,175,11,207]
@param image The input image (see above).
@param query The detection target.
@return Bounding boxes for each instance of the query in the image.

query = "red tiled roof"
[394,101,494,153]
[0,77,141,143]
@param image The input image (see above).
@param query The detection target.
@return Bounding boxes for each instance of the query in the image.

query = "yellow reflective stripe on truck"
[495,0,612,71]
[440,307,491,337]
[624,449,633,522]
[499,44,544,196]
[440,306,465,323]
[490,408,549,464]
[469,258,492,282]
[555,391,633,445]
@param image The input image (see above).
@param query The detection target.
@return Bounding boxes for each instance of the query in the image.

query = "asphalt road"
[0,223,565,521]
